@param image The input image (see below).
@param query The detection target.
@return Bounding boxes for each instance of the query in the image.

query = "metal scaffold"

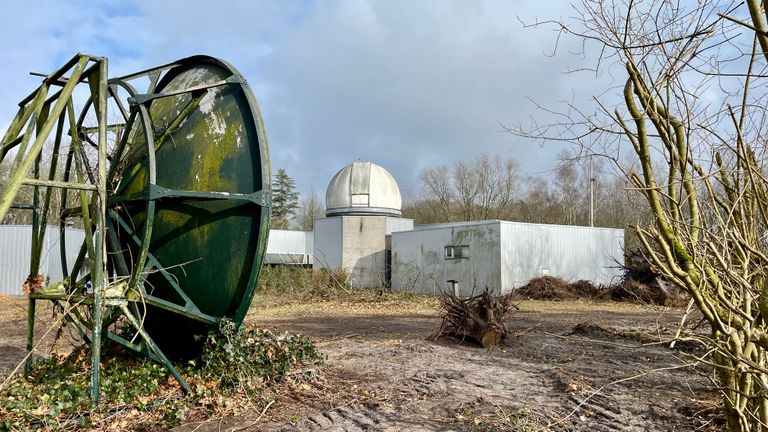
[0,53,271,404]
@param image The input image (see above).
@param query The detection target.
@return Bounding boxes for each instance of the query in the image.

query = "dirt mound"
[623,249,659,283]
[612,250,686,306]
[517,276,685,306]
[567,322,655,343]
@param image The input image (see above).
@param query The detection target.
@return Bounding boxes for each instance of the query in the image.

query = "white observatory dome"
[325,161,402,217]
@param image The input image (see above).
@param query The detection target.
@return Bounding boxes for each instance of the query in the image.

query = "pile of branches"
[432,289,518,347]
[516,275,684,306]
[623,249,659,283]
[516,276,601,300]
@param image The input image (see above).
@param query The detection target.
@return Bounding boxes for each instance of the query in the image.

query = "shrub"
[258,266,351,299]
[199,319,324,396]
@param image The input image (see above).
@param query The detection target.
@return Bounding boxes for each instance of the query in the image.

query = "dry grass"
[0,296,28,323]
[520,299,670,313]
[248,289,438,319]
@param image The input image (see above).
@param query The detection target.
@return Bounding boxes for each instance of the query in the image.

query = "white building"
[391,220,624,296]
[264,229,313,265]
[0,225,85,296]
[310,160,624,294]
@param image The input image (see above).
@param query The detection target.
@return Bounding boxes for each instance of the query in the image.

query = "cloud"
[0,0,145,129]
[252,0,604,194]
[0,0,606,198]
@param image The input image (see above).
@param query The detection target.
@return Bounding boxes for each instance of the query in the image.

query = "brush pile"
[516,276,600,300]
[516,275,684,306]
[433,290,518,347]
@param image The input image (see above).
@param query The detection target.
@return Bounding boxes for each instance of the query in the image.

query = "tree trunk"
[456,317,502,348]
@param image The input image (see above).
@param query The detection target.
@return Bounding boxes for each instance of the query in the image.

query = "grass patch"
[249,290,438,319]
[250,266,438,318]
[519,299,670,313]
[257,266,352,300]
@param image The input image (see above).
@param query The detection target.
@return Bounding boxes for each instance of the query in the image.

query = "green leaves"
[0,323,322,431]
[0,349,169,430]
[199,319,324,397]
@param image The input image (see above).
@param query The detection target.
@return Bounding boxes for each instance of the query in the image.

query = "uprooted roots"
[431,290,518,348]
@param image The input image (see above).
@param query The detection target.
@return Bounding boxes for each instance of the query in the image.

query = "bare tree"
[295,190,325,231]
[514,176,560,224]
[419,165,454,222]
[453,161,481,221]
[406,151,647,235]
[553,158,581,225]
[411,154,521,223]
[475,154,520,220]
[0,141,72,225]
[514,1,768,430]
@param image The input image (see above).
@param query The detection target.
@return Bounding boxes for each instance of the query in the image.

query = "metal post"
[25,298,35,373]
[89,56,108,405]
[447,279,459,296]
[30,155,40,274]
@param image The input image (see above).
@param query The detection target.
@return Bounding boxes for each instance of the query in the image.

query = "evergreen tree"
[271,168,299,229]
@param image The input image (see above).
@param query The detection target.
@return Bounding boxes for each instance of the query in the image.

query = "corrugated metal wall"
[265,229,314,265]
[390,221,503,296]
[0,225,85,296]
[313,217,343,269]
[385,217,414,235]
[304,231,314,264]
[391,220,624,295]
[500,222,624,289]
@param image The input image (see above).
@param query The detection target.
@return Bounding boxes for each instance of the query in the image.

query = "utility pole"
[589,155,595,227]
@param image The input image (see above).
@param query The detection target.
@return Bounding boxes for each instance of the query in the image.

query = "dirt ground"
[0,295,720,431]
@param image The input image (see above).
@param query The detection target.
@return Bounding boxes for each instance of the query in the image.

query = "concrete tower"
[313,161,413,288]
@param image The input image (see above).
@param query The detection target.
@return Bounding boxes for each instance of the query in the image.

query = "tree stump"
[433,289,517,347]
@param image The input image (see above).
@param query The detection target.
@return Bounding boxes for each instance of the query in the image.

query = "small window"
[445,245,469,259]
[351,193,369,207]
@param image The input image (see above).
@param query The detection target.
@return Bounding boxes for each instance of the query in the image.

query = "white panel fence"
[0,225,85,296]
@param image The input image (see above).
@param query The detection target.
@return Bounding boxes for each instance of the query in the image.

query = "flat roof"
[408,219,624,234]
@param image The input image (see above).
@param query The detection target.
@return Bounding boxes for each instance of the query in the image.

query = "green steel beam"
[0,55,88,224]
[33,112,66,268]
[117,304,190,392]
[24,298,35,374]
[89,57,109,405]
[20,178,97,191]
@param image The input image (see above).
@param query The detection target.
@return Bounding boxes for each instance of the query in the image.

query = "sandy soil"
[181,300,718,432]
[0,296,720,431]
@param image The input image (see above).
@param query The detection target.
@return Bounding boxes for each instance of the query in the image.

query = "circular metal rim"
[124,55,270,325]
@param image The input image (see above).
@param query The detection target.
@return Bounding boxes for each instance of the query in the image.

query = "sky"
[0,0,609,198]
